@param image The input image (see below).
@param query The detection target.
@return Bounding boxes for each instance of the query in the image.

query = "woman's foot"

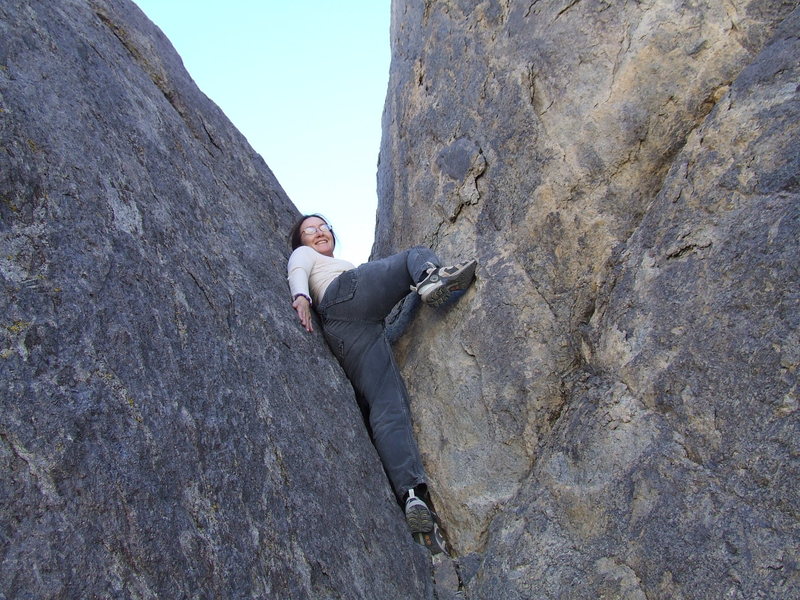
[404,489,434,533]
[412,259,477,306]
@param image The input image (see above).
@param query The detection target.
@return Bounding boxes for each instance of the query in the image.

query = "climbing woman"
[286,213,476,548]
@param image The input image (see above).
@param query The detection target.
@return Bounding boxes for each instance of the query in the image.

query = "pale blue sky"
[133,1,391,265]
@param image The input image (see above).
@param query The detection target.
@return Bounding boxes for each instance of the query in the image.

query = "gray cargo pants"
[316,247,439,501]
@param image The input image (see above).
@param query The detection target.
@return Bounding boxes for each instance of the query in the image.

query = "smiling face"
[299,216,335,257]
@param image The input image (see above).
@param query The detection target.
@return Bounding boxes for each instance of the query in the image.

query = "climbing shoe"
[404,489,434,533]
[414,520,450,556]
[411,259,477,307]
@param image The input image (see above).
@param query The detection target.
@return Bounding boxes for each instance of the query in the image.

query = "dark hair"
[289,213,336,251]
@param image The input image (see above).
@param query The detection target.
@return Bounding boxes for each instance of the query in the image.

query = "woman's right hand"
[292,295,314,333]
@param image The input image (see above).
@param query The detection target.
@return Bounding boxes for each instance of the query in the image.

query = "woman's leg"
[335,246,440,322]
[316,247,441,501]
[322,318,426,501]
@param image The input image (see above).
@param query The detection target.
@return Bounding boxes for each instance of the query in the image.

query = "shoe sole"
[406,505,435,533]
[423,260,477,307]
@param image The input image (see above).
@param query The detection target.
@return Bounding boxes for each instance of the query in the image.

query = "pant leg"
[319,246,440,323]
[317,247,439,500]
[323,318,426,500]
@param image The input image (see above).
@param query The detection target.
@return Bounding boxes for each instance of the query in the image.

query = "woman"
[287,214,476,542]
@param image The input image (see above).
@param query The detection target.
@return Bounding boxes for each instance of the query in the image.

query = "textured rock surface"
[378,0,799,598]
[0,1,433,598]
[4,0,798,598]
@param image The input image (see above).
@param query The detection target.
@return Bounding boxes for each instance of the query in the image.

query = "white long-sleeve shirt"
[287,246,356,305]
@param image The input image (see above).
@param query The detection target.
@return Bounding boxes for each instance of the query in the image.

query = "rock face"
[3,0,798,598]
[378,1,799,598]
[1,1,433,598]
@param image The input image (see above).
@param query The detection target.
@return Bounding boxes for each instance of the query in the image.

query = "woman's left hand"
[292,295,314,333]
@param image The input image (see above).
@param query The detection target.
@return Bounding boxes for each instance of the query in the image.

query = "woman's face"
[299,216,334,257]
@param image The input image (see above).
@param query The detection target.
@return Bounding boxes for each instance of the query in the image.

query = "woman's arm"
[291,294,313,333]
[287,247,316,333]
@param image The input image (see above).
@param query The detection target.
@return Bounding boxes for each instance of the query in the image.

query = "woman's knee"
[406,246,440,281]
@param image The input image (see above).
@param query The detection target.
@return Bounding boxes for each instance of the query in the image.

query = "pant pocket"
[319,270,358,315]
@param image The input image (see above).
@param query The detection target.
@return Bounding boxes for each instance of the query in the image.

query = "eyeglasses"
[301,224,333,235]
